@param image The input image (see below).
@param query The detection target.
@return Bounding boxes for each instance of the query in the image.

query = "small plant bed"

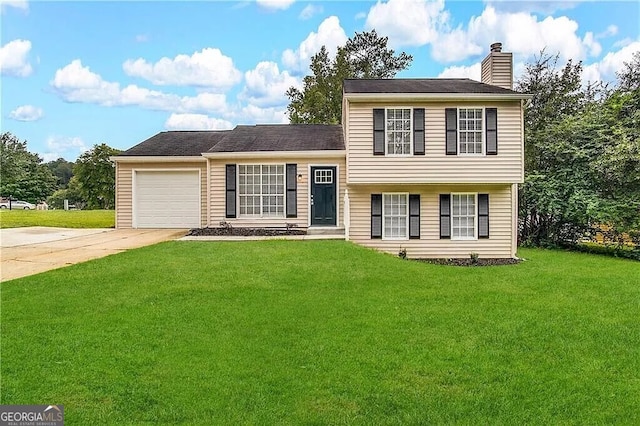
[416,257,521,266]
[187,226,307,237]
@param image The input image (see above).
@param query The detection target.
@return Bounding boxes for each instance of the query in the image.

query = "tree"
[0,132,57,203]
[516,50,640,248]
[73,143,121,209]
[47,176,85,210]
[287,30,413,124]
[46,158,75,188]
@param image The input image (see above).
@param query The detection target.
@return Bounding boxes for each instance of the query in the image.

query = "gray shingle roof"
[207,125,344,152]
[119,131,230,156]
[343,78,520,95]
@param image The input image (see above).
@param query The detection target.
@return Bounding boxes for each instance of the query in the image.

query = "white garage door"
[134,170,200,228]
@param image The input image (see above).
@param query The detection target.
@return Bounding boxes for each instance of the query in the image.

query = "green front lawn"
[0,209,115,228]
[2,242,639,424]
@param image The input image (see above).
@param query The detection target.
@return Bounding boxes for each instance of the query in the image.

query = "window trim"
[451,192,478,240]
[457,107,485,156]
[382,192,409,240]
[237,163,286,219]
[384,107,413,156]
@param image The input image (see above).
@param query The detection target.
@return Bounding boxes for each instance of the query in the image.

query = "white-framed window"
[386,108,412,155]
[314,169,333,184]
[452,193,476,239]
[458,108,483,154]
[383,193,408,239]
[238,164,284,217]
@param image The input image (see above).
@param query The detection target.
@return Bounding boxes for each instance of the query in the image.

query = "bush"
[567,242,639,261]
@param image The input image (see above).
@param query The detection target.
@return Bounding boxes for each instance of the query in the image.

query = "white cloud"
[238,105,289,124]
[432,6,603,63]
[164,113,232,130]
[135,34,150,43]
[437,63,481,80]
[483,0,580,14]
[282,16,348,73]
[582,32,601,57]
[299,4,322,19]
[240,61,300,107]
[0,0,28,13]
[597,25,618,39]
[0,39,33,77]
[257,0,295,10]
[9,104,43,121]
[123,48,242,89]
[582,41,640,84]
[365,0,447,47]
[41,136,88,162]
[355,11,366,20]
[52,59,227,113]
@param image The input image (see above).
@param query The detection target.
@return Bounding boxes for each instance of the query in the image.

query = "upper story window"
[374,108,425,156]
[386,108,412,155]
[458,108,483,154]
[445,107,497,156]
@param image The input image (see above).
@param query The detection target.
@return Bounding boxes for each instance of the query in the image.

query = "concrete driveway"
[1,227,186,282]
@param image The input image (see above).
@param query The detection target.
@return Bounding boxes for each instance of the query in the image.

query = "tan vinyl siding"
[346,101,523,184]
[481,52,513,90]
[115,161,207,229]
[208,156,346,228]
[347,184,514,258]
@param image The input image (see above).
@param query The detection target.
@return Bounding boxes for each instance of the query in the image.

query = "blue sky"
[1,0,638,161]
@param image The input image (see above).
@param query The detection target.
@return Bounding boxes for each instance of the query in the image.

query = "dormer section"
[481,42,513,90]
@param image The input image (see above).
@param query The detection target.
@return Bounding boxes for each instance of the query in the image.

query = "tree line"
[287,31,639,250]
[517,51,639,248]
[0,132,120,209]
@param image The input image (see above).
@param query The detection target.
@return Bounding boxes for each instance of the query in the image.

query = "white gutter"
[202,150,346,159]
[111,156,207,163]
[344,92,532,102]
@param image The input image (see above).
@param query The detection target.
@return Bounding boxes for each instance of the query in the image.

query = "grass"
[1,241,639,424]
[0,209,115,228]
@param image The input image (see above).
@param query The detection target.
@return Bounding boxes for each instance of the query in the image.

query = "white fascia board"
[202,150,346,159]
[112,156,207,163]
[343,92,532,102]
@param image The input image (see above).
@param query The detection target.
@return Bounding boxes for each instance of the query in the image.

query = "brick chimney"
[481,42,513,90]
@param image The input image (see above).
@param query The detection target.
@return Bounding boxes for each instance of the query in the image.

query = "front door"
[311,166,337,226]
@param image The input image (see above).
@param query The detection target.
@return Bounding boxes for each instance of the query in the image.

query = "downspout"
[206,158,211,227]
[344,188,350,241]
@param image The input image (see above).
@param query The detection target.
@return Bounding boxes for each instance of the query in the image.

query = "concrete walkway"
[1,227,186,282]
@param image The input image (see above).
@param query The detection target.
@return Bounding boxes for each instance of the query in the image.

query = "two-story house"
[114,43,529,259]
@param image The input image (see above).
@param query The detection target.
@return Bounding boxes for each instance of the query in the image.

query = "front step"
[306,226,345,237]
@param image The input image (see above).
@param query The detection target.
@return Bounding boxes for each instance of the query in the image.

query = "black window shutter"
[486,108,498,155]
[225,164,236,218]
[445,108,457,155]
[439,194,451,238]
[478,194,489,238]
[413,108,425,155]
[373,109,385,155]
[409,194,420,239]
[286,164,297,218]
[371,194,382,239]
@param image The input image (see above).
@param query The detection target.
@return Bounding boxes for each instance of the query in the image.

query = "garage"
[133,170,200,228]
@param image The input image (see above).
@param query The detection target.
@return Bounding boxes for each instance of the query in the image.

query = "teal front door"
[311,166,337,226]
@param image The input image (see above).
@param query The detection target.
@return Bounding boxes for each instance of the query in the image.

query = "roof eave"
[343,92,532,101]
[202,150,346,159]
[112,156,207,163]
